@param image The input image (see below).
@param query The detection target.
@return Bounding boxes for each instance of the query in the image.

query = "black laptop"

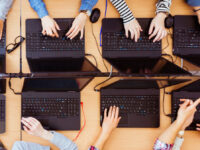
[21,77,93,130]
[100,79,189,128]
[173,15,200,67]
[0,21,6,73]
[26,18,98,73]
[102,18,190,75]
[0,94,5,133]
[172,79,200,130]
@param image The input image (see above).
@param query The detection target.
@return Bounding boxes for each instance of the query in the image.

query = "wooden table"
[1,0,200,149]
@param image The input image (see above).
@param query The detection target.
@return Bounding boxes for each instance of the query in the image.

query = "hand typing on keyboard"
[66,13,87,40]
[123,19,142,42]
[149,12,168,43]
[92,106,121,149]
[41,16,60,38]
[21,117,53,141]
[0,20,3,40]
[177,99,200,130]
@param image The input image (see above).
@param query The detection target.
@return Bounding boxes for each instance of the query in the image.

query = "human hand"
[0,20,4,40]
[149,13,168,42]
[41,16,60,38]
[66,13,87,40]
[101,106,121,137]
[176,99,200,128]
[21,117,53,141]
[124,19,142,42]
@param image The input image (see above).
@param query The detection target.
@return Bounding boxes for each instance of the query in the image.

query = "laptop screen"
[22,77,93,92]
[0,79,6,93]
[103,79,190,90]
[176,79,200,92]
[103,79,159,89]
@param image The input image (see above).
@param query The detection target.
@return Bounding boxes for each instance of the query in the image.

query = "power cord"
[94,65,113,92]
[162,88,174,118]
[91,23,108,72]
[85,53,98,68]
[73,102,86,141]
[8,78,22,95]
[99,0,108,46]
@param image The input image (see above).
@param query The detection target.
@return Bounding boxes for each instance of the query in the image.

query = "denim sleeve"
[186,0,200,7]
[50,132,78,150]
[0,0,13,21]
[28,0,48,18]
[80,0,98,12]
[12,141,50,150]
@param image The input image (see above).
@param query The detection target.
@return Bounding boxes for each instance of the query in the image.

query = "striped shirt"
[110,0,171,24]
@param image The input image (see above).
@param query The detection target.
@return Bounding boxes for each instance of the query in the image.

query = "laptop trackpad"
[128,114,159,128]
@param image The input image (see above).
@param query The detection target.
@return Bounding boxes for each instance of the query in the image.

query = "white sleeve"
[172,137,184,150]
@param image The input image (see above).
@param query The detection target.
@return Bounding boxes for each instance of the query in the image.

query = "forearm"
[28,0,48,18]
[80,0,98,12]
[156,0,172,13]
[0,0,13,21]
[158,121,183,144]
[93,131,110,150]
[110,0,134,23]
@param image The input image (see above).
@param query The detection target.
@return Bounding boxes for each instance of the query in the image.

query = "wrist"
[100,129,112,141]
[174,120,184,130]
[80,10,90,17]
[177,130,185,138]
[157,12,168,18]
[41,15,49,20]
[40,129,53,141]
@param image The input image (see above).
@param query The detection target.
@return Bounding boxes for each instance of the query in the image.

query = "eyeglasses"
[6,36,25,54]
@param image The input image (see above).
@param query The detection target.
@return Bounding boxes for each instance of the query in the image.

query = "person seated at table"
[12,106,120,150]
[12,117,78,150]
[28,0,98,39]
[153,98,200,150]
[110,0,171,43]
[89,106,121,150]
[186,0,200,24]
[0,0,13,40]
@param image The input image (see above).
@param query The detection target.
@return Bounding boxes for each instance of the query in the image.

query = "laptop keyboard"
[174,28,200,48]
[0,99,5,121]
[103,32,161,51]
[22,97,80,118]
[26,31,84,51]
[172,97,200,130]
[101,95,159,124]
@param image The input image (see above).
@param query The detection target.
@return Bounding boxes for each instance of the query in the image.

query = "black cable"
[162,53,174,64]
[94,66,113,92]
[162,29,178,64]
[162,88,174,118]
[19,0,22,75]
[162,31,170,52]
[94,76,112,92]
[91,23,108,72]
[85,53,98,68]
[8,78,21,95]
